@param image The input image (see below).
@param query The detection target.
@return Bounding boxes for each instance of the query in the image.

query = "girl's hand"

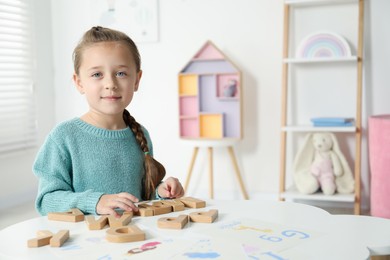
[157,177,185,199]
[96,192,139,217]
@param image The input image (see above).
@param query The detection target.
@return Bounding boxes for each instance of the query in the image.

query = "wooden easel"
[183,143,249,200]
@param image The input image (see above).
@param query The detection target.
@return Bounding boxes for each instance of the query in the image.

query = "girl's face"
[73,41,142,118]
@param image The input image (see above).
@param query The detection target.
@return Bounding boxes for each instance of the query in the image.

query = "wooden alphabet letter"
[50,230,69,247]
[106,225,145,243]
[157,215,188,229]
[108,211,133,228]
[189,209,218,223]
[27,230,53,248]
[47,208,84,222]
[180,197,206,208]
[85,215,109,230]
[161,199,185,212]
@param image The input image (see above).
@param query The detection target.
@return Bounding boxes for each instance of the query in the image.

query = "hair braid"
[123,109,166,200]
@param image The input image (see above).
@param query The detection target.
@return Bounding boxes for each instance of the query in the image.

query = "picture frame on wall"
[90,0,159,43]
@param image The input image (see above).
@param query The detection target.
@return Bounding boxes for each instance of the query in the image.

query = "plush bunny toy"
[293,132,354,195]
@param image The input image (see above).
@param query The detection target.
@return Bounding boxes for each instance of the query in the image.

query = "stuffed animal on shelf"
[292,132,354,195]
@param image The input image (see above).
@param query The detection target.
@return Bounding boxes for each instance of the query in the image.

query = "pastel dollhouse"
[178,41,242,140]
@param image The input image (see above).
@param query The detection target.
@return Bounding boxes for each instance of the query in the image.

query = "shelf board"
[217,97,239,101]
[284,56,358,63]
[282,125,356,132]
[285,0,358,7]
[281,187,355,202]
[179,115,198,119]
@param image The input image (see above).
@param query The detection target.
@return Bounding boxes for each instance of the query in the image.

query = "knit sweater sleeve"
[33,134,103,216]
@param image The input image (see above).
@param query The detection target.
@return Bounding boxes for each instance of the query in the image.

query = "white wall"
[0,0,55,209]
[51,0,284,200]
[1,0,389,209]
[50,0,390,205]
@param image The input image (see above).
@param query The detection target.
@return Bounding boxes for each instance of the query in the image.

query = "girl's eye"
[91,72,102,78]
[116,71,127,77]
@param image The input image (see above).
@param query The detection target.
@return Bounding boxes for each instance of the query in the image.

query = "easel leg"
[227,146,249,200]
[184,147,199,194]
[208,147,214,199]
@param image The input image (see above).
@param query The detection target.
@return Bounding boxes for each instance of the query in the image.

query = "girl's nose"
[104,78,118,90]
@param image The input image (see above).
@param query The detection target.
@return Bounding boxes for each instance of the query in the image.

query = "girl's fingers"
[118,192,139,203]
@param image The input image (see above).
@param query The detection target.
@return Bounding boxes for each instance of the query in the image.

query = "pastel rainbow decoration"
[296,32,351,58]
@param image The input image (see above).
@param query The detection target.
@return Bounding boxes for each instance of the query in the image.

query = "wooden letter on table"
[108,211,133,228]
[137,201,172,216]
[157,215,188,229]
[50,230,69,247]
[47,208,84,222]
[27,230,53,248]
[189,209,218,223]
[161,199,185,211]
[180,197,206,208]
[85,215,109,230]
[106,225,145,243]
[151,201,173,215]
[27,230,69,248]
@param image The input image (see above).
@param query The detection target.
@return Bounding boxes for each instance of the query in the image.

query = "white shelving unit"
[279,0,364,214]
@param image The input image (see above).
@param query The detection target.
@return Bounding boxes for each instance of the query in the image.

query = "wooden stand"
[184,142,249,200]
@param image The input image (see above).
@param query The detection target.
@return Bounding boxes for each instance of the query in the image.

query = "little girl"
[33,26,184,217]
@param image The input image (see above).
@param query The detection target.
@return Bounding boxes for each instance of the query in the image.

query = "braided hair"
[123,109,166,200]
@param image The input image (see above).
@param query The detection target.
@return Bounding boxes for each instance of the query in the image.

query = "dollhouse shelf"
[178,41,242,140]
[178,41,248,200]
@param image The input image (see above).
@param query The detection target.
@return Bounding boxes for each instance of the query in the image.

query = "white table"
[0,200,390,259]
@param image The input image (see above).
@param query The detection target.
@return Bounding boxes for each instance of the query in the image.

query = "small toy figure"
[223,79,237,97]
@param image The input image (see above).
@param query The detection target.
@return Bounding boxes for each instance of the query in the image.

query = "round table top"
[1,199,390,259]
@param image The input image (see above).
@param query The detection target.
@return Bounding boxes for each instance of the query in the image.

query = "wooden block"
[108,212,133,228]
[161,199,185,211]
[189,209,218,223]
[106,225,145,243]
[137,202,172,216]
[85,215,108,230]
[180,197,206,208]
[27,230,53,248]
[135,203,154,217]
[50,230,69,247]
[157,215,188,229]
[151,201,173,215]
[47,208,84,222]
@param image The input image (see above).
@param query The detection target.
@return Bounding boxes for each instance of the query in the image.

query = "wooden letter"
[50,230,69,247]
[135,202,154,217]
[151,201,173,215]
[161,199,185,212]
[137,202,172,216]
[106,225,145,243]
[189,209,218,223]
[158,215,188,229]
[27,230,53,248]
[48,208,84,222]
[27,230,70,248]
[180,197,206,208]
[85,215,108,230]
[108,212,133,228]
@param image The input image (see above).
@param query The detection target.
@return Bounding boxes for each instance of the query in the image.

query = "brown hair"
[73,26,165,200]
[73,26,141,75]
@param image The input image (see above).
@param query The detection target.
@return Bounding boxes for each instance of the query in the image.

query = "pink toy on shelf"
[369,115,390,219]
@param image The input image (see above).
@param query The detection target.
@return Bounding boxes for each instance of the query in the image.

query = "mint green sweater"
[33,117,153,216]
